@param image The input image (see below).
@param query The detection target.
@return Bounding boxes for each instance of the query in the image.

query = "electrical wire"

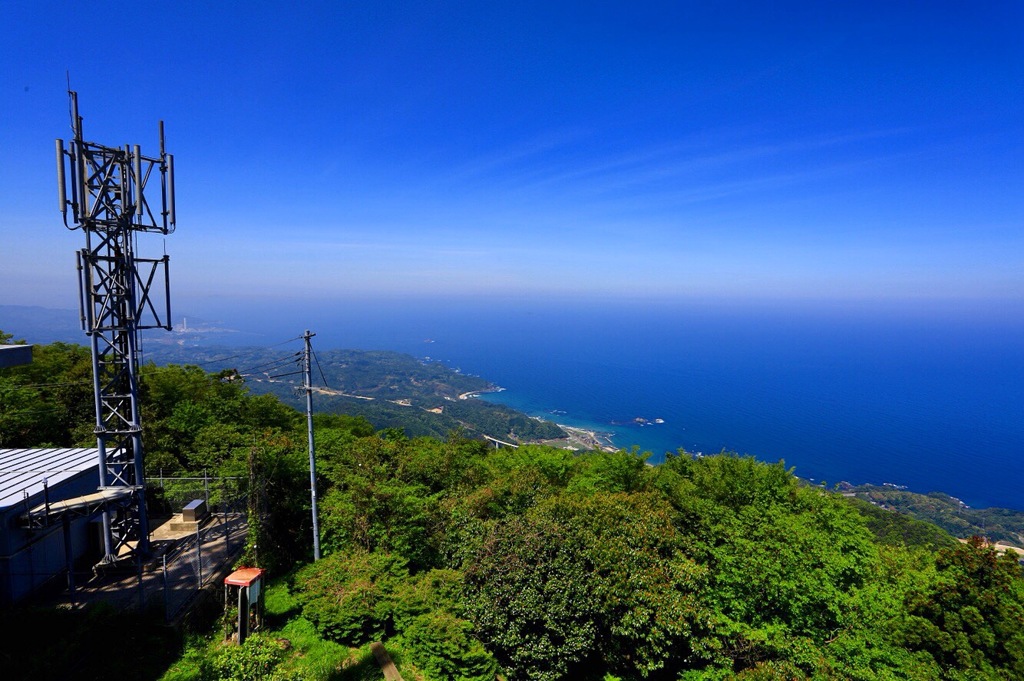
[236,354,301,377]
[180,335,305,368]
[237,355,298,374]
[266,370,303,379]
[311,347,329,389]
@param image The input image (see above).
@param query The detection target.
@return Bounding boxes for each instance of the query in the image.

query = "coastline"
[542,424,618,452]
[472,388,621,452]
[458,386,505,400]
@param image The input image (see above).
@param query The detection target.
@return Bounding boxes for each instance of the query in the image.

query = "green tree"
[236,432,310,570]
[463,508,598,680]
[566,447,652,495]
[0,378,41,447]
[402,611,497,681]
[296,551,409,645]
[904,537,1024,678]
[0,339,93,447]
[316,433,444,569]
[464,490,713,680]
[823,544,943,679]
[662,454,877,675]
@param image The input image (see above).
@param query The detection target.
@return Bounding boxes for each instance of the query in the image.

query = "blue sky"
[2,1,1022,316]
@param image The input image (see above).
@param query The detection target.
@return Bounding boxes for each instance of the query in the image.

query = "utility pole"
[303,330,322,560]
[56,90,176,560]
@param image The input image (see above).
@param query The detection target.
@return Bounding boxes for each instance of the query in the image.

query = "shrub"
[210,634,285,681]
[402,611,497,681]
[296,551,408,645]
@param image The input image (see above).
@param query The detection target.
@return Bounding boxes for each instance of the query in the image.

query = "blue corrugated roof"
[0,448,99,509]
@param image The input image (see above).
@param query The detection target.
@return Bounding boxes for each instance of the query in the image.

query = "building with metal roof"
[0,344,32,369]
[0,448,102,607]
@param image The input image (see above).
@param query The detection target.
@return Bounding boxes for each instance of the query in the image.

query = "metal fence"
[30,475,249,622]
[155,471,246,518]
[153,509,247,621]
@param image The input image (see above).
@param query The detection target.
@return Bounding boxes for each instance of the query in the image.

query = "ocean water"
[174,296,1024,511]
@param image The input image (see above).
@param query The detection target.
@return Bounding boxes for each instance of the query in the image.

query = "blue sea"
[170,295,1024,512]
[14,297,1021,511]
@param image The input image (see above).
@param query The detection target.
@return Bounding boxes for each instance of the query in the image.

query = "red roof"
[224,567,265,586]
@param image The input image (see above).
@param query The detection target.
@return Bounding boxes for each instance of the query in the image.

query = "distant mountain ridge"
[845,483,1024,547]
[0,305,81,344]
[144,342,566,444]
[0,305,566,443]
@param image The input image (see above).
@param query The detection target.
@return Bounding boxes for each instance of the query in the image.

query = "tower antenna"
[55,91,177,561]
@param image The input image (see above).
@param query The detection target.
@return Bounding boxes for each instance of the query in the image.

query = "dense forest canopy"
[3,333,1024,680]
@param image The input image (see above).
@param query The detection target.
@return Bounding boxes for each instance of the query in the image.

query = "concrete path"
[370,641,405,681]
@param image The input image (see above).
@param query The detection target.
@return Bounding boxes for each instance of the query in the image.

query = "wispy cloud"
[419,125,920,220]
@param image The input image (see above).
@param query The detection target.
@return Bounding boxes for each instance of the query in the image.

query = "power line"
[237,357,298,374]
[266,370,303,379]
[236,354,302,378]
[179,335,305,368]
[311,347,330,389]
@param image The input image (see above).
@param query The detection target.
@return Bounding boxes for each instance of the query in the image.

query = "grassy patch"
[275,616,350,679]
[159,574,428,681]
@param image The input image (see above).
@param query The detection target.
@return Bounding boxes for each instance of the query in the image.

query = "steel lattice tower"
[56,91,176,561]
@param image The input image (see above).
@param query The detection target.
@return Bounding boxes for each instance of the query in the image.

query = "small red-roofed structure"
[224,567,266,644]
[224,567,264,587]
